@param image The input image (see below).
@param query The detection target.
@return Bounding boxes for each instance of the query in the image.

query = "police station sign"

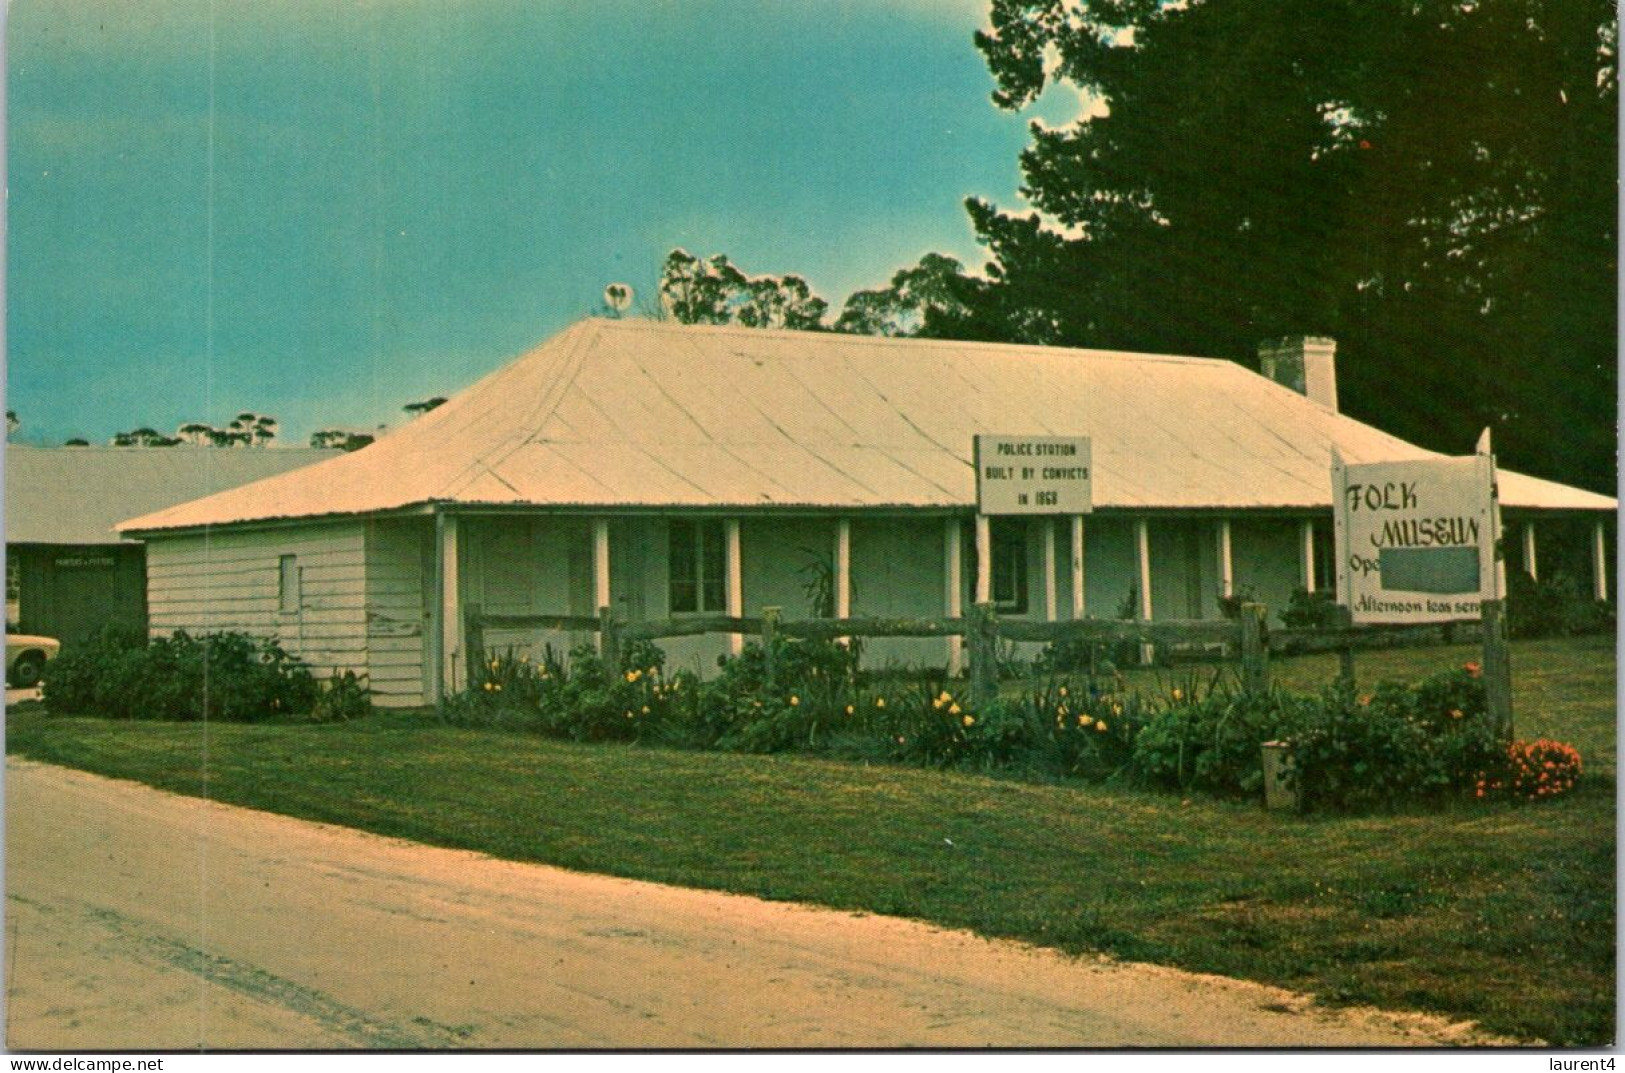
[974,435,1093,515]
[1332,451,1499,624]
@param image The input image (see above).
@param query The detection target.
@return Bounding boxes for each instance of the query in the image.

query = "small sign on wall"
[974,435,1093,515]
[1333,449,1499,624]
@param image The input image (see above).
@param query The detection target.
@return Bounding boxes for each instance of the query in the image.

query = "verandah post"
[1239,602,1269,696]
[1480,598,1514,742]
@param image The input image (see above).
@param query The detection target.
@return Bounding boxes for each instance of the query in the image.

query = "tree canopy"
[967,0,1616,491]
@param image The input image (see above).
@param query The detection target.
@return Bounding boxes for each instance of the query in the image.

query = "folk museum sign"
[974,435,1093,515]
[1332,450,1499,624]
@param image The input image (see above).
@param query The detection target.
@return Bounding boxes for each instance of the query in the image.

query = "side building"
[117,319,1616,708]
[6,446,337,647]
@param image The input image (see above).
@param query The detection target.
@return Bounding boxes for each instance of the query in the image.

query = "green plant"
[1478,739,1583,802]
[1280,587,1338,629]
[1508,570,1613,639]
[43,629,317,722]
[1130,673,1286,796]
[310,671,372,723]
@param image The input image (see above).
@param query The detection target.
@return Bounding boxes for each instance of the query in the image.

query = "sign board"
[974,435,1092,515]
[1333,453,1498,623]
[52,554,117,570]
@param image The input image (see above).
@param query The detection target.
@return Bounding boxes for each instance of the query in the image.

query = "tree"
[403,397,447,418]
[111,427,181,447]
[310,429,375,451]
[966,0,1616,492]
[63,438,89,447]
[833,253,984,338]
[5,411,17,439]
[228,412,277,446]
[657,249,829,329]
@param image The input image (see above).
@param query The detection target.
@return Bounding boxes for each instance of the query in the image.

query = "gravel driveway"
[5,758,1509,1049]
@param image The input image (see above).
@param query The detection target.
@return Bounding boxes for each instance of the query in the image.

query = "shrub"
[1130,675,1288,796]
[1279,587,1339,629]
[1477,739,1583,802]
[1023,678,1144,780]
[1508,570,1612,639]
[311,671,372,723]
[43,629,317,721]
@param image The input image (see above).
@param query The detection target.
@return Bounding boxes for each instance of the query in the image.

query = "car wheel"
[10,655,43,689]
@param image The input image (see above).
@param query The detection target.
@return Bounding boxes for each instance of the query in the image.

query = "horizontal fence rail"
[461,601,1500,714]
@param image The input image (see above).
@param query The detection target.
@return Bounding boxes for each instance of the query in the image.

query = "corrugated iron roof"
[7,446,338,545]
[117,319,1616,533]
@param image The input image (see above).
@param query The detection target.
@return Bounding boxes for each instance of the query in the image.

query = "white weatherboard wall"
[363,519,432,708]
[145,521,368,681]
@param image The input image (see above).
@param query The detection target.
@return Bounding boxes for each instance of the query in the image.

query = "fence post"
[464,603,485,690]
[1332,603,1356,688]
[1239,602,1270,696]
[760,606,781,688]
[969,601,998,710]
[1481,598,1514,742]
[598,605,620,676]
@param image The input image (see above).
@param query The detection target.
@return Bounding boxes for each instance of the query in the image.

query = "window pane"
[279,555,299,613]
[700,521,727,612]
[669,523,697,613]
[991,521,1027,613]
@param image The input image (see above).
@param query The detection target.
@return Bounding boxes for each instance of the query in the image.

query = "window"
[279,554,300,613]
[669,520,725,613]
[1311,522,1336,593]
[991,519,1029,614]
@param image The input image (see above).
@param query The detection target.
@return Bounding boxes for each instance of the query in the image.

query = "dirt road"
[5,758,1509,1049]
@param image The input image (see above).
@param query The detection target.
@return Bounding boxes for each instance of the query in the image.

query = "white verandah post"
[1299,518,1316,593]
[726,518,744,655]
[437,512,461,698]
[1218,518,1235,604]
[1521,521,1538,582]
[945,517,963,675]
[1594,519,1609,603]
[1070,515,1086,620]
[974,514,992,605]
[592,518,611,654]
[1135,517,1153,664]
[1042,518,1058,622]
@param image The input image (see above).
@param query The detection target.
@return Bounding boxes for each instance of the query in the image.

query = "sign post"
[1331,435,1511,739]
[972,434,1093,705]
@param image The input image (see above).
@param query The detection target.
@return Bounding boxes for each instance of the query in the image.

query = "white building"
[119,319,1615,707]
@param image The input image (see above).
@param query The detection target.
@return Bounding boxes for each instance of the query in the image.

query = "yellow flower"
[1096,720,1108,733]
[641,705,650,715]
[483,682,494,692]
[624,710,633,718]
[1077,714,1088,726]
[949,703,961,715]
[1058,686,1068,698]
[876,698,886,709]
[939,691,953,704]
[962,714,975,727]
[493,683,501,692]
[625,671,638,683]
[790,695,800,707]
[1172,687,1184,701]
[1112,703,1123,716]
[845,705,855,716]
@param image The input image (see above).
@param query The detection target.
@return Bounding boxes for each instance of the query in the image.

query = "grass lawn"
[8,635,1614,1045]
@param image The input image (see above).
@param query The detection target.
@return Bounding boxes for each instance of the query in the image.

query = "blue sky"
[7,0,1077,446]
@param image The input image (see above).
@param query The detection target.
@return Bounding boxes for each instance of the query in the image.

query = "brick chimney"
[1258,336,1338,412]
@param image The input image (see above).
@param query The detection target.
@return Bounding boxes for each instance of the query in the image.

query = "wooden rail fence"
[463,600,1512,733]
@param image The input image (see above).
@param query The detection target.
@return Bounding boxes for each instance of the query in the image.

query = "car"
[7,633,60,689]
